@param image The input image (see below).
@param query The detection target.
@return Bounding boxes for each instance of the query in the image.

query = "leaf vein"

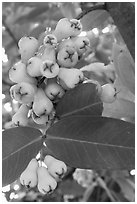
[3,137,41,161]
[62,102,102,117]
[48,137,134,150]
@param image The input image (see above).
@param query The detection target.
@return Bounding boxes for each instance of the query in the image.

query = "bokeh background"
[2,2,135,202]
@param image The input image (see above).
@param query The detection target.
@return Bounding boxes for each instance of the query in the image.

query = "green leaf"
[102,98,135,120]
[114,178,135,201]
[46,116,135,170]
[112,44,135,95]
[117,49,135,94]
[15,5,49,24]
[2,127,42,187]
[56,83,103,118]
[80,10,109,31]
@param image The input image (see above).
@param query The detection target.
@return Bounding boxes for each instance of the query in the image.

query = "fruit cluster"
[9,17,117,127]
[9,17,118,194]
[20,155,67,194]
[9,18,90,127]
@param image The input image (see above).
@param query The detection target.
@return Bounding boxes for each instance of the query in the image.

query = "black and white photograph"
[2,1,135,202]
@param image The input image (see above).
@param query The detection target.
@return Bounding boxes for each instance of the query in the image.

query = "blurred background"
[2,2,135,202]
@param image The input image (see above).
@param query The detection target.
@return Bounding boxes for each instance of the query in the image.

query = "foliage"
[2,2,135,202]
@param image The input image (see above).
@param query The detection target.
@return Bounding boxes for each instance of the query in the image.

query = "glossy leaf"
[80,10,109,31]
[102,98,135,120]
[2,127,42,186]
[56,83,103,118]
[117,49,135,94]
[112,44,135,95]
[46,116,135,170]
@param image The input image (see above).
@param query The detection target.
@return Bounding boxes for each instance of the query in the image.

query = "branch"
[76,3,107,20]
[81,182,97,202]
[37,76,46,87]
[97,177,116,202]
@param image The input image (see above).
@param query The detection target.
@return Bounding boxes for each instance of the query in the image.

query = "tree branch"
[37,76,46,87]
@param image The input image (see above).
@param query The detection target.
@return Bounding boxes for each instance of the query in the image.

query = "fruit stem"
[37,76,46,87]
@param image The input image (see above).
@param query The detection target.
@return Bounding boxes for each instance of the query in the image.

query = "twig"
[76,3,107,20]
[97,177,116,202]
[37,76,46,87]
[81,182,97,202]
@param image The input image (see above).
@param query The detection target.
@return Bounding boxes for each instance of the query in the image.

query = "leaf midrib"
[3,137,41,161]
[47,136,134,150]
[61,101,103,117]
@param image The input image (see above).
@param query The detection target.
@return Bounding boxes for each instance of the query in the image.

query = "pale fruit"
[9,61,37,84]
[37,166,57,194]
[27,57,43,77]
[58,68,84,89]
[33,88,53,116]
[100,83,117,103]
[95,43,112,65]
[57,47,78,68]
[10,84,17,100]
[40,46,56,63]
[43,34,57,48]
[20,158,38,188]
[44,155,67,180]
[40,60,59,78]
[86,30,99,49]
[58,38,75,51]
[31,111,49,125]
[11,82,37,104]
[12,104,30,126]
[18,36,39,63]
[71,36,90,55]
[53,18,82,42]
[45,82,65,101]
